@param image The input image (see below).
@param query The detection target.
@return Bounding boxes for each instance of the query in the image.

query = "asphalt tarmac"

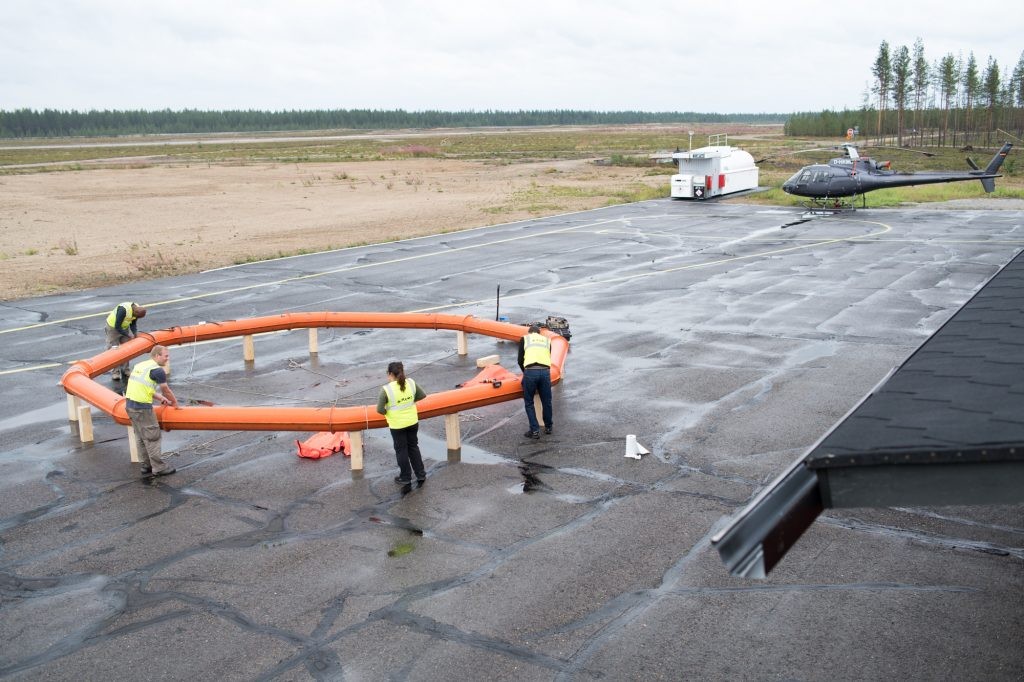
[1,199,1022,680]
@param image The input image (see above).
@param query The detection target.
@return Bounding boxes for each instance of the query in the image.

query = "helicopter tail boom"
[983,143,1012,175]
[975,142,1012,193]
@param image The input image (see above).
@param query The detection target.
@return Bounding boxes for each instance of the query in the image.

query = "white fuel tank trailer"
[670,143,758,200]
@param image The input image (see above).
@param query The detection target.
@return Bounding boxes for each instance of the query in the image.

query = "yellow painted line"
[11,216,1000,337]
[0,363,62,376]
[1,218,893,375]
[12,210,867,377]
[15,215,994,381]
[0,217,624,336]
[0,330,295,377]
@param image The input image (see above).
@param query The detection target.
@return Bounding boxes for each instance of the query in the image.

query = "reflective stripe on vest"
[126,358,159,404]
[523,333,552,367]
[383,378,418,429]
[106,302,136,330]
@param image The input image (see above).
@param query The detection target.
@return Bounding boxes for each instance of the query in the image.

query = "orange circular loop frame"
[60,312,568,432]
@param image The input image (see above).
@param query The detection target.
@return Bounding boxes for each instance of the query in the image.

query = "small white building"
[669,138,759,200]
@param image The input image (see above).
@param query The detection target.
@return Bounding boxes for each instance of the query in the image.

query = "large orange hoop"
[60,312,568,432]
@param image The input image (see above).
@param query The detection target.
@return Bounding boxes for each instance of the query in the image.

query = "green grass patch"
[388,541,415,558]
[604,183,669,204]
[2,128,1018,209]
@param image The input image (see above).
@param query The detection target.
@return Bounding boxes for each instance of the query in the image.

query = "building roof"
[713,247,1024,577]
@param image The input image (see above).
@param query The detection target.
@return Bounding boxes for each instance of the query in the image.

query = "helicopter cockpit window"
[799,171,813,183]
[814,171,831,182]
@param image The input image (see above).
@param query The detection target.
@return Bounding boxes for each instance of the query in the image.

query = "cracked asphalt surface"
[1,199,1023,680]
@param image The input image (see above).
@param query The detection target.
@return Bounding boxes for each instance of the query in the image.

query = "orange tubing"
[60,312,568,432]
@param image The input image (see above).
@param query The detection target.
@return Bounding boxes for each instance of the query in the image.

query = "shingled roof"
[713,248,1024,577]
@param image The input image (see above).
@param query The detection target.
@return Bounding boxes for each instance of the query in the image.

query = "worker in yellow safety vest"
[105,301,147,381]
[517,323,553,439]
[376,361,428,484]
[125,345,178,478]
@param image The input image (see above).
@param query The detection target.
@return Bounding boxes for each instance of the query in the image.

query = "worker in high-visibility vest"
[517,323,553,439]
[125,345,178,477]
[105,301,147,381]
[376,361,428,484]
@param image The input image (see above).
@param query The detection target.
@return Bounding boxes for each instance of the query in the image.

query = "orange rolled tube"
[60,312,568,432]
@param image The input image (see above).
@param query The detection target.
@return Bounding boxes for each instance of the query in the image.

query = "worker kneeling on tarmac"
[105,301,147,381]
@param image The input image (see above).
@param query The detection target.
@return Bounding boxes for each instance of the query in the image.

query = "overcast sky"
[2,1,1022,114]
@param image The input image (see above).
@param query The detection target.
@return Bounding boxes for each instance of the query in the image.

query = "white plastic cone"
[625,435,640,459]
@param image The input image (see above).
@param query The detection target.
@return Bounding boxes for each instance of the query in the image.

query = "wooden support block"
[67,393,80,422]
[534,394,543,419]
[243,334,255,362]
[456,330,468,356]
[475,354,500,368]
[308,328,319,355]
[445,413,462,452]
[127,426,141,462]
[77,405,94,442]
[349,431,364,471]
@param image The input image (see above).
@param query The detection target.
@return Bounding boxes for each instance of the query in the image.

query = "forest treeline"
[787,40,1024,147]
[0,109,785,139]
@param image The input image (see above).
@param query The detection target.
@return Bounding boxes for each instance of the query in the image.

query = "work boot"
[394,476,411,484]
[544,425,553,435]
[154,467,176,477]
[524,430,540,440]
[140,465,152,475]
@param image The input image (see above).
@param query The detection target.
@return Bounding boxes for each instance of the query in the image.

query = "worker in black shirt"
[125,345,178,477]
[104,301,146,381]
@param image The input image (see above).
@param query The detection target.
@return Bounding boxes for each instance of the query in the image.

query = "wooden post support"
[534,394,543,421]
[476,354,500,367]
[243,334,255,362]
[308,328,319,355]
[349,431,364,471]
[457,330,468,356]
[67,393,80,422]
[77,404,94,442]
[127,425,141,462]
[445,413,462,454]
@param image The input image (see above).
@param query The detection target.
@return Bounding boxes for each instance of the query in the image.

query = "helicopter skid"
[802,207,846,217]
[801,196,860,213]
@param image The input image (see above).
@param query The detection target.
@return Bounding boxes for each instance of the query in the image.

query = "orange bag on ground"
[457,364,519,388]
[296,431,351,459]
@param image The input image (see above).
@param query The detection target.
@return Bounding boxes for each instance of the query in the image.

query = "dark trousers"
[105,324,132,379]
[522,366,553,433]
[390,422,425,481]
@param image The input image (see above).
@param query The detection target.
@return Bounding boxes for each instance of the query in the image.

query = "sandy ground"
[0,158,667,300]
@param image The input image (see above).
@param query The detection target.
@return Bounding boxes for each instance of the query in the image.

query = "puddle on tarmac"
[417,433,514,465]
[787,338,840,366]
[0,401,73,432]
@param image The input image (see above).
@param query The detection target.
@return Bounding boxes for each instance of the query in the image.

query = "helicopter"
[781,142,1013,209]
